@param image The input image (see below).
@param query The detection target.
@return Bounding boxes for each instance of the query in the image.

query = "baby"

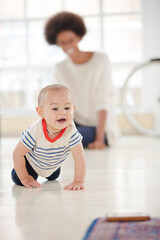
[11,84,86,190]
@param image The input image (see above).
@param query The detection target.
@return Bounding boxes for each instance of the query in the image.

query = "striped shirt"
[21,119,82,177]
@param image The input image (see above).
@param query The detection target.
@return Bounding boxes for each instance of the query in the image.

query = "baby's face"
[38,89,75,132]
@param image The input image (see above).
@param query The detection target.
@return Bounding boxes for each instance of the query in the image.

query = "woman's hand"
[63,181,85,191]
[88,140,106,149]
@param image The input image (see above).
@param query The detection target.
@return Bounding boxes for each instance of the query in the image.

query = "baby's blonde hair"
[38,84,72,106]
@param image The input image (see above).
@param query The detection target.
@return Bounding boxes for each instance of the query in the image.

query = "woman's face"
[56,30,81,56]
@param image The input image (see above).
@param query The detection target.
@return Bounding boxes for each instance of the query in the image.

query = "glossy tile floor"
[0,135,160,240]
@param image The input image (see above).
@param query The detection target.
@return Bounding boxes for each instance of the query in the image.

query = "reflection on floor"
[0,136,160,240]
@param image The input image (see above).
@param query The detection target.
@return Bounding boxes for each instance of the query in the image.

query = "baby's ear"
[74,105,76,111]
[36,106,43,118]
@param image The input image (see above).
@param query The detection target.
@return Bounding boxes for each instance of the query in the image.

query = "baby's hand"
[21,175,41,189]
[63,181,85,191]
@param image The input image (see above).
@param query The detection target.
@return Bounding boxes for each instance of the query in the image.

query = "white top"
[54,52,120,145]
[21,119,82,177]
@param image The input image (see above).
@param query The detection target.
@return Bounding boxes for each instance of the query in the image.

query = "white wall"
[141,0,160,134]
[141,0,160,60]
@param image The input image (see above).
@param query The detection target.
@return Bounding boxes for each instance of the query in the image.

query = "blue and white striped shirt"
[21,119,82,177]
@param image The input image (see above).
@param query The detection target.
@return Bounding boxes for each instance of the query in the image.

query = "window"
[0,0,142,116]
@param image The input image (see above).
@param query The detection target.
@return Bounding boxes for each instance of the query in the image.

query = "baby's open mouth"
[57,118,66,124]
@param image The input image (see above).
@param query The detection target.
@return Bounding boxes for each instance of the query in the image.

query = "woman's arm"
[88,110,107,149]
[96,109,107,143]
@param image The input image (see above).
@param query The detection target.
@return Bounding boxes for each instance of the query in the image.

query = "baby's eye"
[52,108,58,111]
[65,107,70,110]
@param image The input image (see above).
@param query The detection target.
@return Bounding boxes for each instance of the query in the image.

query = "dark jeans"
[75,123,108,148]
[11,157,61,186]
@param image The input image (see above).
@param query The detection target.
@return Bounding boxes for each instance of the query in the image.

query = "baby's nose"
[60,109,65,114]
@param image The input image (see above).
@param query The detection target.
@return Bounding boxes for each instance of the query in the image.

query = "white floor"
[0,135,160,240]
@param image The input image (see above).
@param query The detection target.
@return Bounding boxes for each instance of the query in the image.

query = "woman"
[45,11,119,149]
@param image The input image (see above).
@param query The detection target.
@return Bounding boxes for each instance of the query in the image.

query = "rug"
[83,217,160,240]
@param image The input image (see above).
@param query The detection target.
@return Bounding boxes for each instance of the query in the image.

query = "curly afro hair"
[45,11,87,45]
